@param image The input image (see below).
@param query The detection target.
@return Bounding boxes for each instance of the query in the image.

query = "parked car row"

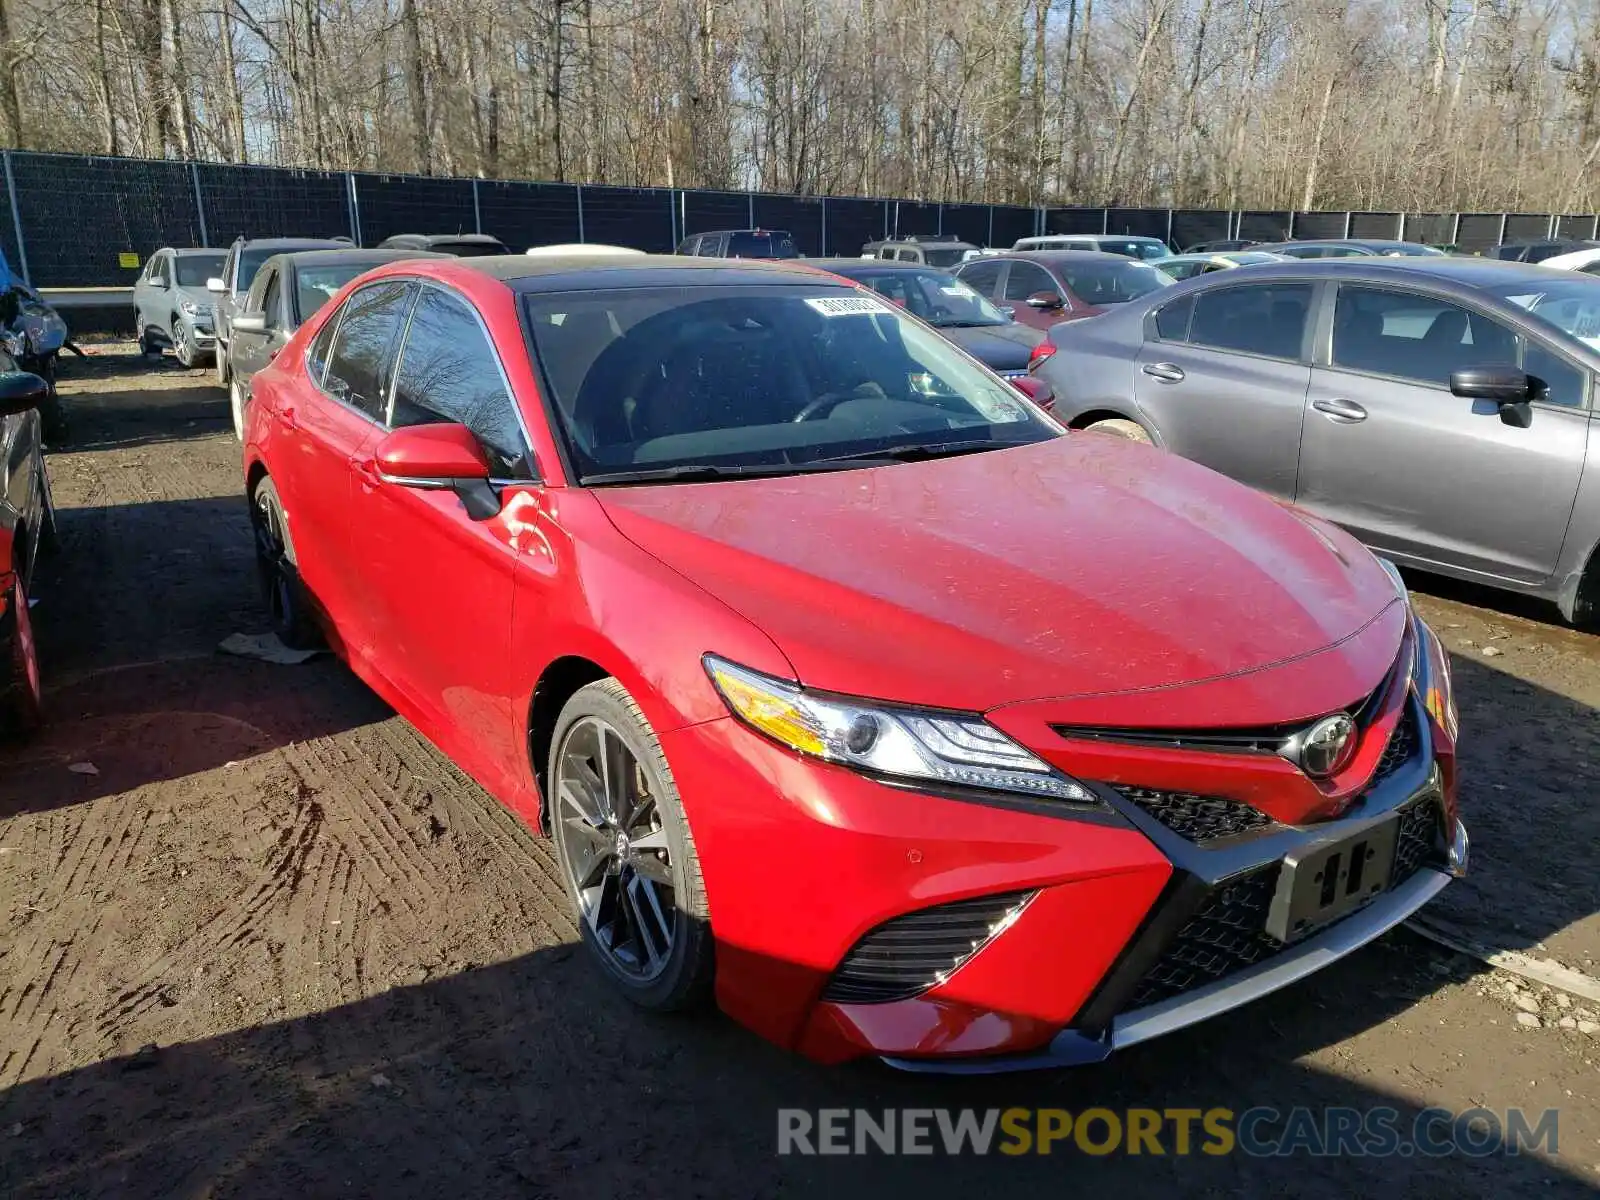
[220,245,1469,1075]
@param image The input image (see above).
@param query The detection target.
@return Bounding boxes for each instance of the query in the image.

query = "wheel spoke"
[630,852,672,887]
[558,775,607,830]
[624,874,668,971]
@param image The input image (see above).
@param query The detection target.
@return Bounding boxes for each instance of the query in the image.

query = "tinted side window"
[1331,285,1518,387]
[1003,262,1056,301]
[306,310,340,386]
[390,288,529,476]
[957,260,1003,295]
[1189,283,1312,361]
[322,281,414,419]
[1522,341,1586,408]
[1154,295,1195,340]
[261,271,283,328]
[244,265,274,315]
[697,236,723,257]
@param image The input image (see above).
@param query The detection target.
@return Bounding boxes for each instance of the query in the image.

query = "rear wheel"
[137,326,158,358]
[549,679,713,1011]
[1083,417,1153,444]
[230,375,247,442]
[250,477,321,650]
[0,574,42,738]
[214,338,230,386]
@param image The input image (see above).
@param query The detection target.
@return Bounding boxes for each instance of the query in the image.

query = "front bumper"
[661,679,1460,1068]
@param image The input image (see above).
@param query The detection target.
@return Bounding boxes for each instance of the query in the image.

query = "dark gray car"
[1034,257,1600,622]
[209,236,350,389]
[224,248,447,440]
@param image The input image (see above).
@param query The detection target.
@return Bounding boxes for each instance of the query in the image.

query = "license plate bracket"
[1266,817,1400,942]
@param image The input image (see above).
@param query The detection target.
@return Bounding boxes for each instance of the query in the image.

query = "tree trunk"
[0,0,25,148]
[403,0,431,173]
[1300,72,1337,211]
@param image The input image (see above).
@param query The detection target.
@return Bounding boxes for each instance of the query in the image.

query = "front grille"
[1126,866,1282,1009]
[820,891,1033,1005]
[1373,707,1419,783]
[1114,786,1274,844]
[1392,793,1443,883]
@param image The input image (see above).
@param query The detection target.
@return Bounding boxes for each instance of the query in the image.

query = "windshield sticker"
[805,295,893,318]
[939,284,977,297]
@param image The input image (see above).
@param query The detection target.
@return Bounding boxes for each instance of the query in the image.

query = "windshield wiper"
[815,439,1012,465]
[581,461,875,485]
[934,319,1006,329]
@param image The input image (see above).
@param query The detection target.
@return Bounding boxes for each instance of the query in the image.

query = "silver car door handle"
[1312,397,1368,422]
[1142,362,1185,383]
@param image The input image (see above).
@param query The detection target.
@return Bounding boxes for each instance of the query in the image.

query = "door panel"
[1298,370,1587,581]
[274,280,414,650]
[344,285,532,792]
[1133,281,1316,500]
[1297,283,1588,582]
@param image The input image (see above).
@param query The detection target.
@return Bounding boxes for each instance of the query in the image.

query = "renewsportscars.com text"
[776,1106,1559,1158]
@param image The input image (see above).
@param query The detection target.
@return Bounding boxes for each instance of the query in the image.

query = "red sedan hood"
[596,438,1403,718]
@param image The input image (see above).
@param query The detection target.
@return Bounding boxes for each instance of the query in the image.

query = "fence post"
[747,192,755,228]
[669,190,678,247]
[345,173,362,245]
[576,185,585,243]
[1165,208,1173,248]
[1343,211,1353,238]
[987,205,994,248]
[1100,208,1108,235]
[1451,212,1462,246]
[472,178,482,235]
[822,198,830,256]
[3,152,30,286]
[1497,213,1508,246]
[191,161,209,247]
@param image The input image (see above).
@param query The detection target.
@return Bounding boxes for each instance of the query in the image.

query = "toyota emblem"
[1296,713,1357,778]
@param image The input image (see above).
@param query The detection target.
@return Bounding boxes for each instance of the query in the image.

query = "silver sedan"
[1033,256,1600,623]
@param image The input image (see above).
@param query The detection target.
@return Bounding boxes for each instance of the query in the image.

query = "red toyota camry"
[240,254,1467,1070]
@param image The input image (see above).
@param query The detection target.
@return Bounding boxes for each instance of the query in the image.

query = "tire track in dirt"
[92,786,325,1045]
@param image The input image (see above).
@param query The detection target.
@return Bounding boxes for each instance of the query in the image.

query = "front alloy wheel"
[250,478,320,650]
[550,680,713,1009]
[174,321,195,368]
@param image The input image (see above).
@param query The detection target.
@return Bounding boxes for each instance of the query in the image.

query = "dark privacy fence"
[4,149,1597,289]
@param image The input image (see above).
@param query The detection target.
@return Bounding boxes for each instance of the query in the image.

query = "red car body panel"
[243,256,1461,1070]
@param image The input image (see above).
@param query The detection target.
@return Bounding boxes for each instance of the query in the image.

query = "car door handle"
[1312,397,1368,422]
[1142,362,1185,383]
[351,457,382,487]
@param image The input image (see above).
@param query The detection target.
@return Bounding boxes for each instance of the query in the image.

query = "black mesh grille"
[1114,786,1274,843]
[1373,707,1419,783]
[821,891,1033,1005]
[1392,794,1443,883]
[1126,866,1283,1010]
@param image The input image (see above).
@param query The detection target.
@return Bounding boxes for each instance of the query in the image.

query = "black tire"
[0,573,43,738]
[137,327,158,358]
[38,385,67,447]
[548,678,714,1011]
[35,455,58,557]
[249,476,322,650]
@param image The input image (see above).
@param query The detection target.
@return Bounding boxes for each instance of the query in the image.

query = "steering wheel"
[792,393,852,422]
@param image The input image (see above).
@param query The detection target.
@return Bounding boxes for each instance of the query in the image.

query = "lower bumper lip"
[881,825,1465,1075]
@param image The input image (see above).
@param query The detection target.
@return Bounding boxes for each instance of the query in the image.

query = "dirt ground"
[1,348,1597,1198]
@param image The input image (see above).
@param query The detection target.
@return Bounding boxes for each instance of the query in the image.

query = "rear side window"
[322,281,414,419]
[391,288,529,476]
[306,309,340,385]
[957,260,1004,295]
[1154,295,1194,340]
[697,236,723,257]
[1189,283,1312,361]
[1003,262,1057,302]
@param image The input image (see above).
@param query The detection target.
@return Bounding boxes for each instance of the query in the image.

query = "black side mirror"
[0,370,47,416]
[1026,290,1064,310]
[1450,365,1534,427]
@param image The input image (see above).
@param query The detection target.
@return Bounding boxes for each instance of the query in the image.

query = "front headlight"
[1376,556,1408,604]
[1418,621,1458,741]
[704,655,1093,802]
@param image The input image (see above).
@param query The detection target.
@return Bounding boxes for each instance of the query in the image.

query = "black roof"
[417,253,840,292]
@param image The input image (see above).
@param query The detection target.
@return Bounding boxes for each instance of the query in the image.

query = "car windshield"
[919,247,968,268]
[845,270,1010,327]
[295,263,382,324]
[1492,278,1600,350]
[1221,251,1281,265]
[175,252,225,287]
[238,248,278,290]
[726,232,798,259]
[525,285,1058,482]
[1124,240,1172,261]
[1058,259,1173,304]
